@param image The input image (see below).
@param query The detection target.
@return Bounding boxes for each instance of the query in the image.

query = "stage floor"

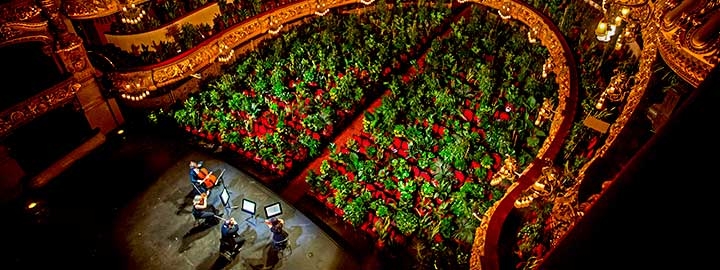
[115,152,361,270]
[2,127,361,270]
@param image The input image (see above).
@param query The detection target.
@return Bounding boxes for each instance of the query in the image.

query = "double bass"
[197,167,219,188]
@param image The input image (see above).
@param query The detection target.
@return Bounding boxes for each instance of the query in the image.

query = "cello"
[197,167,219,188]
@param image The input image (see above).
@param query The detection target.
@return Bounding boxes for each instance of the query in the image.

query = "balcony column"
[37,0,125,134]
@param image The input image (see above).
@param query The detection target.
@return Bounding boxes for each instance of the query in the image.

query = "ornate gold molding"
[0,78,81,139]
[547,0,661,254]
[0,0,53,48]
[0,0,43,23]
[466,1,579,269]
[656,0,718,87]
[56,36,96,81]
[61,0,121,20]
[0,21,53,48]
[107,0,364,96]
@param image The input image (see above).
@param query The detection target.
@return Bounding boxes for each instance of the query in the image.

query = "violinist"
[265,217,289,251]
[192,191,222,225]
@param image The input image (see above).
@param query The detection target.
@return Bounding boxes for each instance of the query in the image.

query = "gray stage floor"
[113,151,361,270]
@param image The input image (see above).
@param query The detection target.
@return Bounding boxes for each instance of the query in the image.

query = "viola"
[198,192,208,206]
[197,167,219,188]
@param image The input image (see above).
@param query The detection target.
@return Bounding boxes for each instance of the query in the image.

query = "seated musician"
[264,217,289,250]
[189,160,210,194]
[192,192,222,225]
[220,217,246,257]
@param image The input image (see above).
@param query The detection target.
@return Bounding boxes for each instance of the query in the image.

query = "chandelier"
[594,0,650,44]
[120,3,146,25]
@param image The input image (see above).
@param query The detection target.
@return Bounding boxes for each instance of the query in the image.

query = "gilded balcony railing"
[457,1,579,269]
[0,77,82,139]
[106,0,360,102]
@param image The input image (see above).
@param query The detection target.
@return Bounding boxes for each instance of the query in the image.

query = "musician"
[264,217,289,250]
[220,217,245,257]
[192,192,222,225]
[189,160,208,194]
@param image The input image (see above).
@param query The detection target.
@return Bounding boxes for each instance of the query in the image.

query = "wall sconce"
[360,0,375,5]
[121,90,150,101]
[498,2,512,20]
[596,72,629,110]
[217,42,234,63]
[120,3,146,25]
[490,155,520,186]
[527,27,539,43]
[120,82,150,101]
[267,16,283,35]
[315,0,329,16]
[268,25,283,35]
[534,98,556,126]
[315,8,329,16]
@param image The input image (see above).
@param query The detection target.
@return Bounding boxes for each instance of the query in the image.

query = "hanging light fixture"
[120,3,146,25]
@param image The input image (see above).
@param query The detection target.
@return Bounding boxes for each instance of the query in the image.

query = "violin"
[198,192,208,206]
[197,167,218,188]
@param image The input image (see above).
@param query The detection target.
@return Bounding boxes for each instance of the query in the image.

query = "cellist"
[189,160,211,194]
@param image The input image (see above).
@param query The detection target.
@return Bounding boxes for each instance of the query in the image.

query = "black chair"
[272,234,292,259]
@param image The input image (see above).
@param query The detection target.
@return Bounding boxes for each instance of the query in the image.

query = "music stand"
[219,187,232,207]
[264,202,283,219]
[215,168,227,189]
[241,198,257,226]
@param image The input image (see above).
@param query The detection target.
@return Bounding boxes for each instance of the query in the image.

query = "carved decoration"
[39,0,79,49]
[0,0,43,23]
[462,1,579,269]
[151,45,214,88]
[0,79,81,139]
[0,21,54,49]
[657,0,719,87]
[109,69,155,92]
[108,0,321,96]
[56,39,95,81]
[546,1,662,260]
[61,0,121,20]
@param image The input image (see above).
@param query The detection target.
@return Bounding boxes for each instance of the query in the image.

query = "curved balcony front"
[106,0,351,102]
[103,2,222,52]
